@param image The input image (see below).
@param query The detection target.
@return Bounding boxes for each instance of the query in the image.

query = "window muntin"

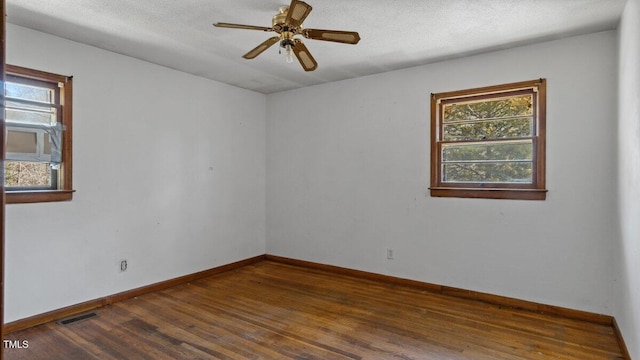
[4,65,73,203]
[430,80,546,200]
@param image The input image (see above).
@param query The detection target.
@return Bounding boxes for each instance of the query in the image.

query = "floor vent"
[57,312,98,326]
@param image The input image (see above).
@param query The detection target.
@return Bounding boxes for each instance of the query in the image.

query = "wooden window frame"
[430,79,547,200]
[5,65,73,204]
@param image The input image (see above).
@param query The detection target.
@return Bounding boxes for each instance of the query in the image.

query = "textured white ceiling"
[6,0,627,94]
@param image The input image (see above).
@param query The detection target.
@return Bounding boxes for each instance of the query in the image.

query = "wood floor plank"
[4,261,624,359]
[213,264,620,358]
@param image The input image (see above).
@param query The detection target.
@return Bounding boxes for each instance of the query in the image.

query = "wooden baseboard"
[3,255,265,334]
[613,317,632,360]
[265,254,613,326]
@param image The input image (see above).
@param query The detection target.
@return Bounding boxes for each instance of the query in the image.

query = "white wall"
[267,31,618,315]
[5,24,266,322]
[615,0,640,356]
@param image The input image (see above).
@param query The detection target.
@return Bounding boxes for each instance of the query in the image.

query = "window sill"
[429,187,547,200]
[6,190,75,204]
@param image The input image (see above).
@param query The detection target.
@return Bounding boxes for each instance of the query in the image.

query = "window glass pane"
[442,141,533,162]
[443,116,532,141]
[5,82,53,103]
[5,161,52,187]
[6,108,56,125]
[6,131,38,153]
[443,95,532,123]
[443,162,533,183]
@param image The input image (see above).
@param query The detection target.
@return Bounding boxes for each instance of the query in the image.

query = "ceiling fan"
[214,0,360,72]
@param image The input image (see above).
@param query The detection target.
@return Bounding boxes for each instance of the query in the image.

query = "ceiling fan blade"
[285,0,313,28]
[292,39,318,72]
[243,36,280,59]
[214,22,273,32]
[303,29,360,44]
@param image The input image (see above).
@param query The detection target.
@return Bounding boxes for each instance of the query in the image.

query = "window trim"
[5,65,73,204]
[430,79,547,200]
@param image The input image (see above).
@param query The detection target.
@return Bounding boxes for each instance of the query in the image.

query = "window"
[4,65,73,203]
[430,79,546,200]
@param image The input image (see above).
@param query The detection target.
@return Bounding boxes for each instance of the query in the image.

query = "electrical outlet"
[120,260,128,272]
[387,248,394,260]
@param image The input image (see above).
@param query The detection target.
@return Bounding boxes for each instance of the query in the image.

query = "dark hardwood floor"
[4,261,624,359]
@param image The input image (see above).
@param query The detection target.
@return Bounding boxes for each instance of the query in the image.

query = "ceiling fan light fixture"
[280,32,296,64]
[285,44,295,63]
[280,39,295,63]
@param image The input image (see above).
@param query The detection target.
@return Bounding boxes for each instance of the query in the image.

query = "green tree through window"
[430,80,546,200]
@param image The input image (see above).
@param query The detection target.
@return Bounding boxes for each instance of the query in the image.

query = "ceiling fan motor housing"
[280,30,295,49]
